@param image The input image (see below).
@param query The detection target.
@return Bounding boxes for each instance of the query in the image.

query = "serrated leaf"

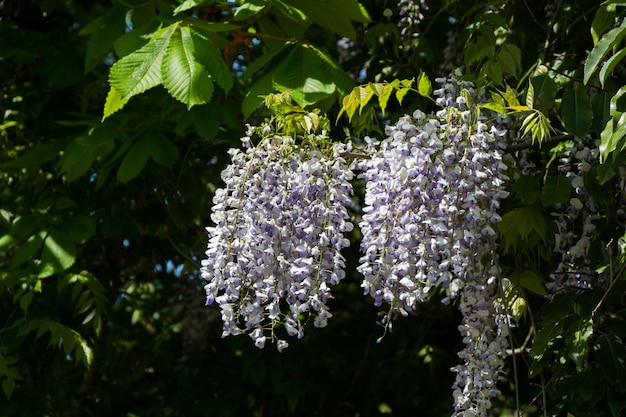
[562,86,593,139]
[584,18,626,84]
[541,175,571,206]
[102,85,130,120]
[106,25,176,115]
[162,26,214,108]
[190,28,232,92]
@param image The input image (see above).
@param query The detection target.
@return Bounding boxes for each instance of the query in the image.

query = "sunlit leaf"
[584,18,626,84]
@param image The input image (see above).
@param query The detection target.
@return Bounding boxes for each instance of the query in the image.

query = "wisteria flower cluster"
[357,73,510,416]
[200,126,354,351]
[398,0,429,50]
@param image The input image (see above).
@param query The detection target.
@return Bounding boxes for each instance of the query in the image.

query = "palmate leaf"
[104,23,232,119]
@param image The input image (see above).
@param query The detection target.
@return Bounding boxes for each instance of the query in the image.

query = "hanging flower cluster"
[201,74,511,416]
[357,73,510,416]
[200,126,354,351]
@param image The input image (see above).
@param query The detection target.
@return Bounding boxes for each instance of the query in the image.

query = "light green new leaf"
[418,72,432,97]
[102,85,130,120]
[377,83,395,115]
[561,87,593,139]
[584,18,626,84]
[162,26,214,108]
[526,81,535,109]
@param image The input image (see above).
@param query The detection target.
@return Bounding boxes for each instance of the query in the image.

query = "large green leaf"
[117,136,151,182]
[561,86,592,139]
[272,45,337,107]
[105,26,176,118]
[189,28,232,92]
[584,18,626,84]
[595,334,626,386]
[162,26,214,108]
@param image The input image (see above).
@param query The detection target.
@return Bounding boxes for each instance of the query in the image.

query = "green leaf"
[40,228,77,277]
[565,317,594,371]
[284,0,370,39]
[561,86,593,139]
[525,80,534,109]
[271,0,307,24]
[233,0,267,21]
[82,4,128,72]
[541,175,571,206]
[272,44,337,107]
[595,334,626,386]
[9,231,45,269]
[599,47,626,87]
[62,215,97,244]
[497,207,546,252]
[530,319,564,357]
[106,25,176,118]
[2,377,15,400]
[592,92,612,134]
[162,26,214,108]
[117,136,151,182]
[512,270,547,296]
[496,44,521,77]
[512,174,541,204]
[584,18,626,84]
[102,86,130,120]
[173,0,217,15]
[530,75,557,114]
[417,72,432,97]
[244,42,290,79]
[0,142,64,168]
[190,28,233,92]
[592,3,617,45]
[148,131,180,166]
